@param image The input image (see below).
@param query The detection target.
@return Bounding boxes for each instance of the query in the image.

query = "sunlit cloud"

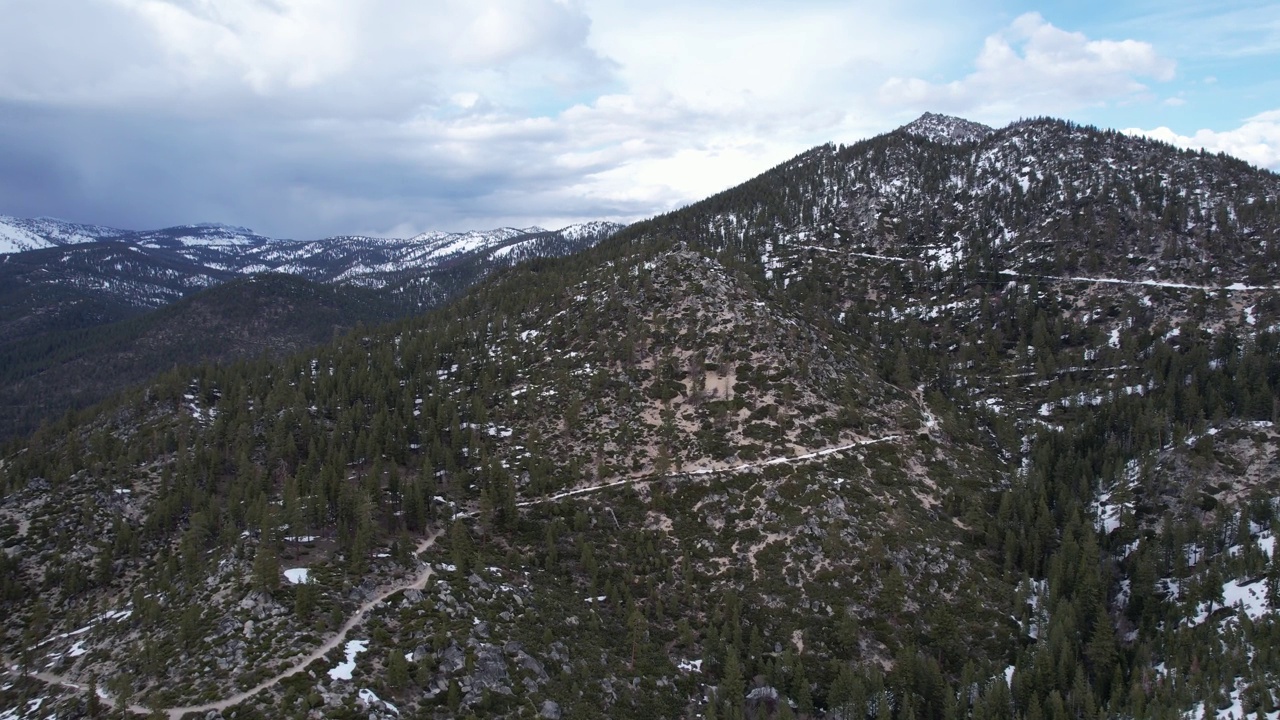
[1124,110,1280,171]
[879,13,1176,119]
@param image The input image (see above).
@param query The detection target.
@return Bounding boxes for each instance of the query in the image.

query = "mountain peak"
[899,112,994,145]
[189,222,256,234]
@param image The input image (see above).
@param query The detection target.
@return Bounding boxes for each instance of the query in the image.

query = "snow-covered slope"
[225,222,623,289]
[409,227,542,263]
[558,221,624,242]
[0,216,123,253]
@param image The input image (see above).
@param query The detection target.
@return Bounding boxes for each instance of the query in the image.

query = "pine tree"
[1085,606,1118,694]
[252,544,279,593]
[387,649,409,689]
[294,581,315,620]
[722,651,744,718]
[450,519,473,574]
[629,606,648,669]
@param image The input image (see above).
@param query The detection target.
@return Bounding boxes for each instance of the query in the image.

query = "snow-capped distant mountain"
[0,217,624,436]
[408,227,545,266]
[899,112,994,145]
[124,223,272,249]
[0,216,124,253]
[559,221,626,242]
[0,217,626,323]
[0,218,275,257]
[218,223,625,291]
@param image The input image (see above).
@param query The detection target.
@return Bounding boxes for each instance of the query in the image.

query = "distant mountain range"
[0,216,623,439]
[0,217,623,294]
[0,215,624,334]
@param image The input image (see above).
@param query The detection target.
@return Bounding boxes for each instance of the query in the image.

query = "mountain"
[0,216,124,254]
[0,274,403,441]
[234,223,624,304]
[0,220,623,321]
[0,242,237,342]
[1,114,1279,720]
[0,220,624,438]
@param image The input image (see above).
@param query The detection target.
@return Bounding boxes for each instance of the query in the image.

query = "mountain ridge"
[0,218,625,308]
[0,216,622,256]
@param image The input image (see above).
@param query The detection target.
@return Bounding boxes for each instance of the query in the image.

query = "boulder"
[440,642,465,674]
[470,643,511,694]
[515,651,549,682]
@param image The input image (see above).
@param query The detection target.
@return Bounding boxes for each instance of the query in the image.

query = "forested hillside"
[0,274,404,441]
[1,115,1278,720]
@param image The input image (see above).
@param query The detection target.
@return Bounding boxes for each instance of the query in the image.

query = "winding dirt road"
[28,435,900,716]
[156,530,443,719]
[29,530,441,719]
[516,435,900,508]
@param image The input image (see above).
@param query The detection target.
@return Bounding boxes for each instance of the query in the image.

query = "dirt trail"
[31,672,152,715]
[799,244,1280,292]
[158,530,443,719]
[516,434,900,508]
[30,435,901,716]
[26,531,442,718]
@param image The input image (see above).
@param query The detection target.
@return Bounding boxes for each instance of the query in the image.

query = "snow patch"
[1190,576,1274,626]
[328,639,369,681]
[359,688,399,714]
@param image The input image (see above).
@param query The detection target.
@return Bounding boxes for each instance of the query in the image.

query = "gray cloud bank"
[2,1,1273,239]
[0,0,639,238]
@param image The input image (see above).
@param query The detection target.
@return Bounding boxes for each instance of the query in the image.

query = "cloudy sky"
[1,0,1277,239]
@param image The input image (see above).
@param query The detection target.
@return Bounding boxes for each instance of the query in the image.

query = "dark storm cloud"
[0,96,666,239]
[0,0,641,237]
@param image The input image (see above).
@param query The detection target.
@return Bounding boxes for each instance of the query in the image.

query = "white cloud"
[110,0,358,93]
[1,0,957,236]
[879,13,1176,119]
[2,0,611,109]
[586,1,955,115]
[5,2,1264,239]
[1123,111,1280,171]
